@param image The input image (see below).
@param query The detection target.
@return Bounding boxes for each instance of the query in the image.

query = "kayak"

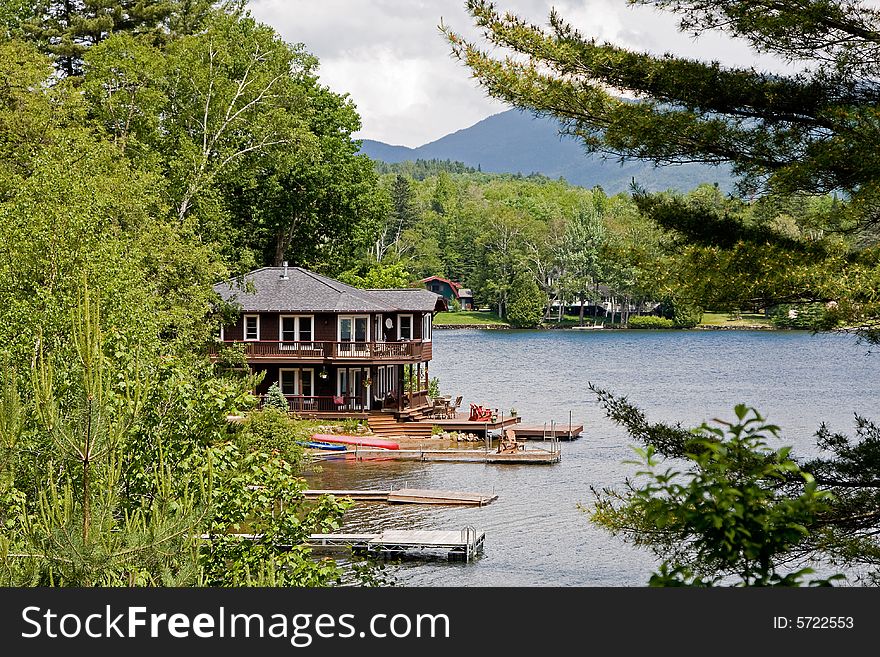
[310,433,400,450]
[297,440,347,451]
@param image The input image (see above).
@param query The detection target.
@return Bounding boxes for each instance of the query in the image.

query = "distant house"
[212,265,446,416]
[420,276,474,310]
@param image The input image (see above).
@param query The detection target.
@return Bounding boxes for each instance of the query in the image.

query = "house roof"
[421,275,460,290]
[214,267,445,313]
[421,275,470,299]
[365,288,447,312]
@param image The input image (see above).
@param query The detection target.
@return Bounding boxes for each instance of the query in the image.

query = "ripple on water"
[307,329,880,586]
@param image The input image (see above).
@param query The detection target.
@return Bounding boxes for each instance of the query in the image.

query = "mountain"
[360,109,733,194]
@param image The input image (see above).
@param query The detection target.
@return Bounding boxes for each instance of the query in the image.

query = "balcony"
[210,340,429,362]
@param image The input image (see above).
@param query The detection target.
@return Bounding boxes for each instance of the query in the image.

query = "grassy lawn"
[434,310,510,326]
[700,311,774,327]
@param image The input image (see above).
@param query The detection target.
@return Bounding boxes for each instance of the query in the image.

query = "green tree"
[446,0,880,340]
[592,403,838,586]
[559,201,606,325]
[506,272,546,328]
[264,382,289,412]
[338,261,413,289]
[21,0,189,76]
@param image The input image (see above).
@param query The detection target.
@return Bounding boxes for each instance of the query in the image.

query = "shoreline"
[435,323,781,331]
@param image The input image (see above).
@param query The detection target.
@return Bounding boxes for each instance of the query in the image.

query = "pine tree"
[20,0,211,76]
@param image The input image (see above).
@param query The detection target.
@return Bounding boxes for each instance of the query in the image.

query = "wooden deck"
[312,446,561,464]
[301,488,498,505]
[514,423,583,440]
[430,413,522,434]
[308,527,485,561]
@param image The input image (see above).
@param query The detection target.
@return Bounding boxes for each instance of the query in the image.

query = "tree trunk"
[579,294,585,326]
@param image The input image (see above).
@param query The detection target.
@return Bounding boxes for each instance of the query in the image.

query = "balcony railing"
[259,395,366,413]
[210,340,425,361]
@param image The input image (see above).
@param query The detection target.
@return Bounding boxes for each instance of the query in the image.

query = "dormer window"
[244,314,260,341]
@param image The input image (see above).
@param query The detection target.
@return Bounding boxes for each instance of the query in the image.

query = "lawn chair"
[431,397,448,419]
[447,395,463,418]
[469,403,492,421]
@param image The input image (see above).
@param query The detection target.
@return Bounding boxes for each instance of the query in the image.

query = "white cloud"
[247,1,801,146]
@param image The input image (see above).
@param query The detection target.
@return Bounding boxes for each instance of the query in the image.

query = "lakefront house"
[211,265,446,418]
[420,276,474,310]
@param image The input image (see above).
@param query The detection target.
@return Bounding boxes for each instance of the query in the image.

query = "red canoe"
[310,434,400,450]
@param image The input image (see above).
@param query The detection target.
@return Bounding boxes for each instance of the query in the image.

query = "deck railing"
[258,395,365,413]
[211,340,424,361]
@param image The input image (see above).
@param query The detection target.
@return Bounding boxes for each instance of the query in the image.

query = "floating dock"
[312,446,561,464]
[308,527,485,561]
[514,424,583,440]
[301,488,498,506]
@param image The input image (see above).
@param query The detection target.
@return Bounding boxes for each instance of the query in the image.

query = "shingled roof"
[213,267,445,313]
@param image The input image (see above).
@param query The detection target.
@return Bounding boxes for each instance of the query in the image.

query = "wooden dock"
[301,488,498,505]
[308,527,485,561]
[312,446,561,464]
[514,423,583,440]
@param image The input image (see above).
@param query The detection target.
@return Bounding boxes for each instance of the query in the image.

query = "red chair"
[469,403,493,421]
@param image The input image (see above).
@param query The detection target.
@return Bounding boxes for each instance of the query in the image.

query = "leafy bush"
[235,408,308,464]
[659,297,703,328]
[628,315,675,329]
[769,303,828,330]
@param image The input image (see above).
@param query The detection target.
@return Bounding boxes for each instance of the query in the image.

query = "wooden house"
[421,276,474,310]
[212,265,446,418]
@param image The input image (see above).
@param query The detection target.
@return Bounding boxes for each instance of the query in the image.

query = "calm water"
[306,329,880,586]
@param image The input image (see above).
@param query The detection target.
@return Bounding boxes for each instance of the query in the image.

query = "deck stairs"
[367,412,434,438]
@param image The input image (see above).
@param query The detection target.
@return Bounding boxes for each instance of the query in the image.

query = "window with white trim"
[300,368,314,397]
[279,369,297,395]
[397,314,413,340]
[422,313,432,342]
[280,315,314,346]
[244,315,260,341]
[338,316,369,342]
[278,368,314,397]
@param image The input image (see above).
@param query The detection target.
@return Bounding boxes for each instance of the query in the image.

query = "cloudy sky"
[248,1,784,147]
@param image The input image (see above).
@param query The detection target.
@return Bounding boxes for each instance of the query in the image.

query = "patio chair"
[447,395,463,418]
[431,397,448,419]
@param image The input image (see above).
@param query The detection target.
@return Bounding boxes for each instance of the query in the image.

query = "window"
[280,315,313,346]
[431,283,440,292]
[278,369,314,397]
[422,313,432,342]
[279,369,297,395]
[300,368,314,397]
[244,315,260,341]
[397,314,413,340]
[338,316,369,342]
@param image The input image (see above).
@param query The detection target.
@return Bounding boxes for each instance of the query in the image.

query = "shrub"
[659,297,703,328]
[264,382,289,412]
[235,408,308,463]
[769,303,828,330]
[628,315,675,329]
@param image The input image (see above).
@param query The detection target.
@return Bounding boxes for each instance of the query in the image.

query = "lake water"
[305,329,880,586]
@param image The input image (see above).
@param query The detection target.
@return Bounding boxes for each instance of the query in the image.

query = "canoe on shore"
[297,440,347,451]
[310,433,400,450]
